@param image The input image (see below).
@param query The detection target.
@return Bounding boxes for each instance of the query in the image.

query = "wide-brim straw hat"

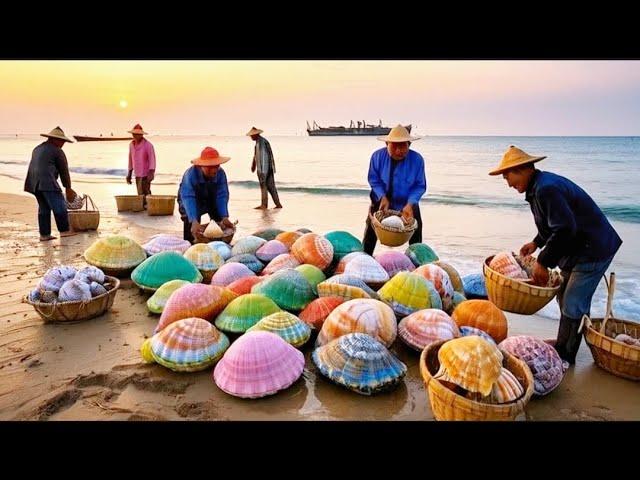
[488,145,546,175]
[246,127,264,136]
[40,126,74,143]
[377,124,421,142]
[128,124,148,135]
[191,146,231,166]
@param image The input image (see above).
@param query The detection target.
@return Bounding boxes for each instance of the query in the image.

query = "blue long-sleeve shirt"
[526,170,622,270]
[367,148,427,210]
[177,166,229,223]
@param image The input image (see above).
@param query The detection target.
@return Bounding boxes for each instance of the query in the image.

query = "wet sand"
[0,192,638,421]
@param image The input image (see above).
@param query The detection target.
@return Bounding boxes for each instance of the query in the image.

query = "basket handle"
[598,272,615,335]
[84,194,99,212]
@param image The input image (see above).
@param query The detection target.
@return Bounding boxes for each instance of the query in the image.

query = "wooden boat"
[73,135,132,142]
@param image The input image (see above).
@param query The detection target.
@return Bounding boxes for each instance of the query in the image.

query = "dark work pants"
[34,190,70,236]
[258,171,281,208]
[362,199,423,255]
[136,176,152,207]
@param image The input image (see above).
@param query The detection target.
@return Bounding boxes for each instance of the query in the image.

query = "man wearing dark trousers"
[362,124,427,255]
[489,145,622,365]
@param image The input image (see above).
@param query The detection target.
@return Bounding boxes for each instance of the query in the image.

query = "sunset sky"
[1,60,639,136]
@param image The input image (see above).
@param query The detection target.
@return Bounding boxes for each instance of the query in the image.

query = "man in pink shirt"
[125,123,156,208]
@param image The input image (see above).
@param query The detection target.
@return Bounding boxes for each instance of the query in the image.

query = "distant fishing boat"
[306,120,412,136]
[73,134,132,142]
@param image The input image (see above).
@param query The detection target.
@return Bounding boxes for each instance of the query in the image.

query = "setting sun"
[119,99,128,109]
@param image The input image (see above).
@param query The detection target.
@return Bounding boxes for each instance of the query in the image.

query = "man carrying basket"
[489,145,622,365]
[362,124,427,255]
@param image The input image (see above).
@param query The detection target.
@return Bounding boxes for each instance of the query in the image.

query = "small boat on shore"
[73,134,132,142]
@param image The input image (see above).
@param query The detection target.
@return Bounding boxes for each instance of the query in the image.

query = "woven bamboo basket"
[68,195,100,231]
[23,276,120,323]
[115,195,145,212]
[483,255,561,315]
[147,195,176,216]
[195,220,237,245]
[420,339,535,421]
[579,273,640,381]
[370,210,417,247]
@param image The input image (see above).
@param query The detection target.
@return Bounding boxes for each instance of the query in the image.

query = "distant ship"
[73,133,132,142]
[306,120,412,136]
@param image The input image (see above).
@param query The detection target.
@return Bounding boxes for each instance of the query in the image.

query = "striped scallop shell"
[434,336,503,396]
[313,332,407,395]
[213,331,304,399]
[210,262,256,287]
[131,251,203,291]
[452,299,508,343]
[398,309,460,352]
[317,298,397,348]
[374,251,416,278]
[225,254,264,274]
[203,222,224,239]
[58,279,92,302]
[226,275,264,296]
[413,264,454,312]
[252,228,284,241]
[262,253,301,276]
[40,266,77,292]
[377,272,440,318]
[433,261,464,293]
[294,264,326,292]
[343,254,390,288]
[317,274,380,302]
[143,234,191,256]
[255,240,289,263]
[76,266,105,284]
[462,273,488,299]
[141,317,229,372]
[155,284,236,333]
[184,244,224,280]
[90,281,108,297]
[275,231,303,250]
[498,335,564,396]
[208,241,233,261]
[334,251,368,275]
[146,279,192,314]
[214,293,282,333]
[299,296,345,330]
[290,233,334,271]
[381,215,405,229]
[489,251,528,280]
[247,311,312,348]
[251,268,316,312]
[84,236,147,271]
[231,235,267,256]
[466,367,525,404]
[405,243,439,267]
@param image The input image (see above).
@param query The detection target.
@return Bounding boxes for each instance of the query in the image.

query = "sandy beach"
[0,191,638,421]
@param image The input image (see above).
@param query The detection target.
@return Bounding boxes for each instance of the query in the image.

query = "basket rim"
[371,209,417,233]
[420,339,535,410]
[484,255,561,293]
[24,275,120,307]
[583,315,640,352]
[146,195,177,200]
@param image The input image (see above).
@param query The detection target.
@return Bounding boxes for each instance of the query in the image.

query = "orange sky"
[1,60,639,135]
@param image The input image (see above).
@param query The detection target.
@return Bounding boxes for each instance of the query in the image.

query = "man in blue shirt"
[362,124,427,254]
[489,145,622,364]
[178,147,235,243]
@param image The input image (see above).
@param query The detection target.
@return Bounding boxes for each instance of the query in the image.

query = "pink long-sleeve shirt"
[128,138,156,177]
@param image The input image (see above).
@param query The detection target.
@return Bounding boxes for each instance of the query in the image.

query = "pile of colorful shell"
[433,336,526,405]
[28,265,112,303]
[489,251,528,280]
[143,234,191,256]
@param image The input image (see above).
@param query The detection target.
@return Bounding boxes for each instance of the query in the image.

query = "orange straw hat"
[489,145,546,175]
[191,146,231,166]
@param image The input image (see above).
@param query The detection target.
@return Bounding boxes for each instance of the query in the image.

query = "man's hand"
[220,217,234,229]
[401,203,414,224]
[191,221,205,241]
[251,160,256,173]
[532,261,549,287]
[126,170,132,185]
[520,241,537,257]
[379,196,390,212]
[147,170,155,182]
[65,188,77,202]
